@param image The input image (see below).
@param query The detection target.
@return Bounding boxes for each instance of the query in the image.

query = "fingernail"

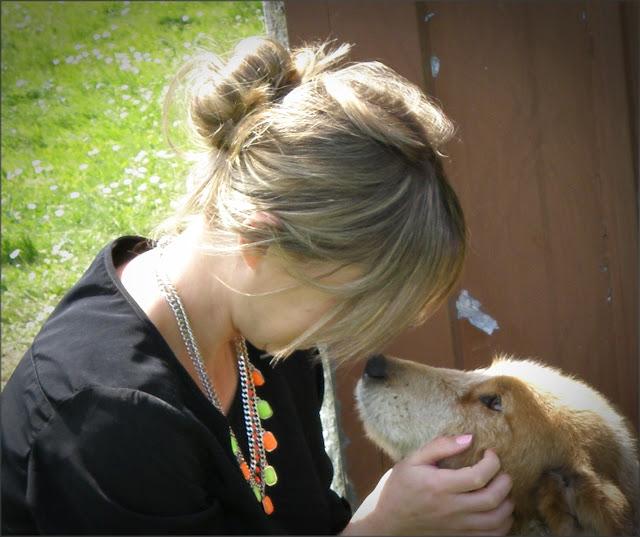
[456,434,473,445]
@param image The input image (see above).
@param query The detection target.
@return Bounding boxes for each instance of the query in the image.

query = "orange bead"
[262,495,274,515]
[252,369,265,386]
[263,431,278,452]
[240,461,250,480]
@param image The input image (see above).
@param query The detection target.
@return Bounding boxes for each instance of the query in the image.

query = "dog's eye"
[479,394,503,412]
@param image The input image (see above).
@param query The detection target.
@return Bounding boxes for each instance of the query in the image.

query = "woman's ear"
[536,463,632,536]
[238,211,281,271]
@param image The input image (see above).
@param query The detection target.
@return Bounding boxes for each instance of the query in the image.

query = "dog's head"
[354,354,639,535]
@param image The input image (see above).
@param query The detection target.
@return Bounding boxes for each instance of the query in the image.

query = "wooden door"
[284,0,638,506]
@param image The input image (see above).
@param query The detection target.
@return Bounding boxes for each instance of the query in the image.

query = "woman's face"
[230,247,361,355]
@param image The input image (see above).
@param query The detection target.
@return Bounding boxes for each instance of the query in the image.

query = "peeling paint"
[430,55,440,78]
[456,289,499,335]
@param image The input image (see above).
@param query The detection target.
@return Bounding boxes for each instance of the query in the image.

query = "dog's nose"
[364,354,388,380]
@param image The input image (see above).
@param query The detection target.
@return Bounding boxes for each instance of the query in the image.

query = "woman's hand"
[340,435,514,536]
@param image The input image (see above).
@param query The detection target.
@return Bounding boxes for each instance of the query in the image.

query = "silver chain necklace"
[153,238,272,507]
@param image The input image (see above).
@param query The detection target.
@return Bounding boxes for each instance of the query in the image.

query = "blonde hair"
[152,35,467,365]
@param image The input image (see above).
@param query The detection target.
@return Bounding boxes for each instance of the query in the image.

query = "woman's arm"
[26,385,231,534]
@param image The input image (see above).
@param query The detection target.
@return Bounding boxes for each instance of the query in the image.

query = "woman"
[1,36,514,534]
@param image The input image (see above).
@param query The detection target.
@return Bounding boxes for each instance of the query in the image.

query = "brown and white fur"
[355,354,639,535]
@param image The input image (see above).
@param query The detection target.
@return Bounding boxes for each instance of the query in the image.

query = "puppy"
[354,354,639,535]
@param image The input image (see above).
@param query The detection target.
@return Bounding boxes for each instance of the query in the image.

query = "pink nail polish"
[456,434,473,445]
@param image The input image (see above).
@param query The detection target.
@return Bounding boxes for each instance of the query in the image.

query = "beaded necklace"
[154,239,278,515]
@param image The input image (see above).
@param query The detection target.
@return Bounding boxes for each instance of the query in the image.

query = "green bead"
[263,465,278,486]
[252,484,261,501]
[230,436,239,455]
[257,399,273,420]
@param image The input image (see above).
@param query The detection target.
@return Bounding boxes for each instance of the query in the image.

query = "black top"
[1,236,352,535]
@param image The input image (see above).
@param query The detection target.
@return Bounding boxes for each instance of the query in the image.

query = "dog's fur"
[355,355,639,535]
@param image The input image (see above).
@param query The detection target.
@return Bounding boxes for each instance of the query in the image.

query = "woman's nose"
[364,354,388,379]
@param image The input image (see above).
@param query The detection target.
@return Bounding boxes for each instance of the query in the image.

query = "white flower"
[79,163,89,170]
[123,178,132,186]
[121,7,129,15]
[52,58,60,65]
[119,111,128,119]
[32,159,41,167]
[69,191,80,199]
[28,272,36,281]
[122,94,131,100]
[149,175,160,184]
[112,144,121,151]
[58,250,73,262]
[49,185,58,191]
[54,209,64,217]
[27,203,37,210]
[101,187,112,194]
[181,15,189,21]
[102,31,111,38]
[9,249,20,259]
[87,148,100,156]
[196,11,203,17]
[137,183,147,191]
[109,181,119,188]
[15,79,27,88]
[105,57,113,64]
[111,23,118,30]
[93,33,101,40]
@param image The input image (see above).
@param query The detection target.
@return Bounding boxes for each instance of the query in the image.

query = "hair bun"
[185,36,300,151]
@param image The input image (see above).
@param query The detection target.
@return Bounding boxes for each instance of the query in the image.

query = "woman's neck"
[115,224,241,412]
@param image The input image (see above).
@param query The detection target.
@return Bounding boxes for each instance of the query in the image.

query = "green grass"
[1,0,265,389]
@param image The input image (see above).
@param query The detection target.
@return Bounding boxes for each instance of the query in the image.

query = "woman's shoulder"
[12,235,186,409]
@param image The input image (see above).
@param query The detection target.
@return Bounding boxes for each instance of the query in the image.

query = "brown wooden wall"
[284,0,639,506]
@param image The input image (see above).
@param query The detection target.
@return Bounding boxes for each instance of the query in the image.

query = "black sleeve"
[26,385,226,535]
[310,354,353,535]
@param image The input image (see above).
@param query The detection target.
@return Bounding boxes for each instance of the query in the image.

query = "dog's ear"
[536,463,632,536]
